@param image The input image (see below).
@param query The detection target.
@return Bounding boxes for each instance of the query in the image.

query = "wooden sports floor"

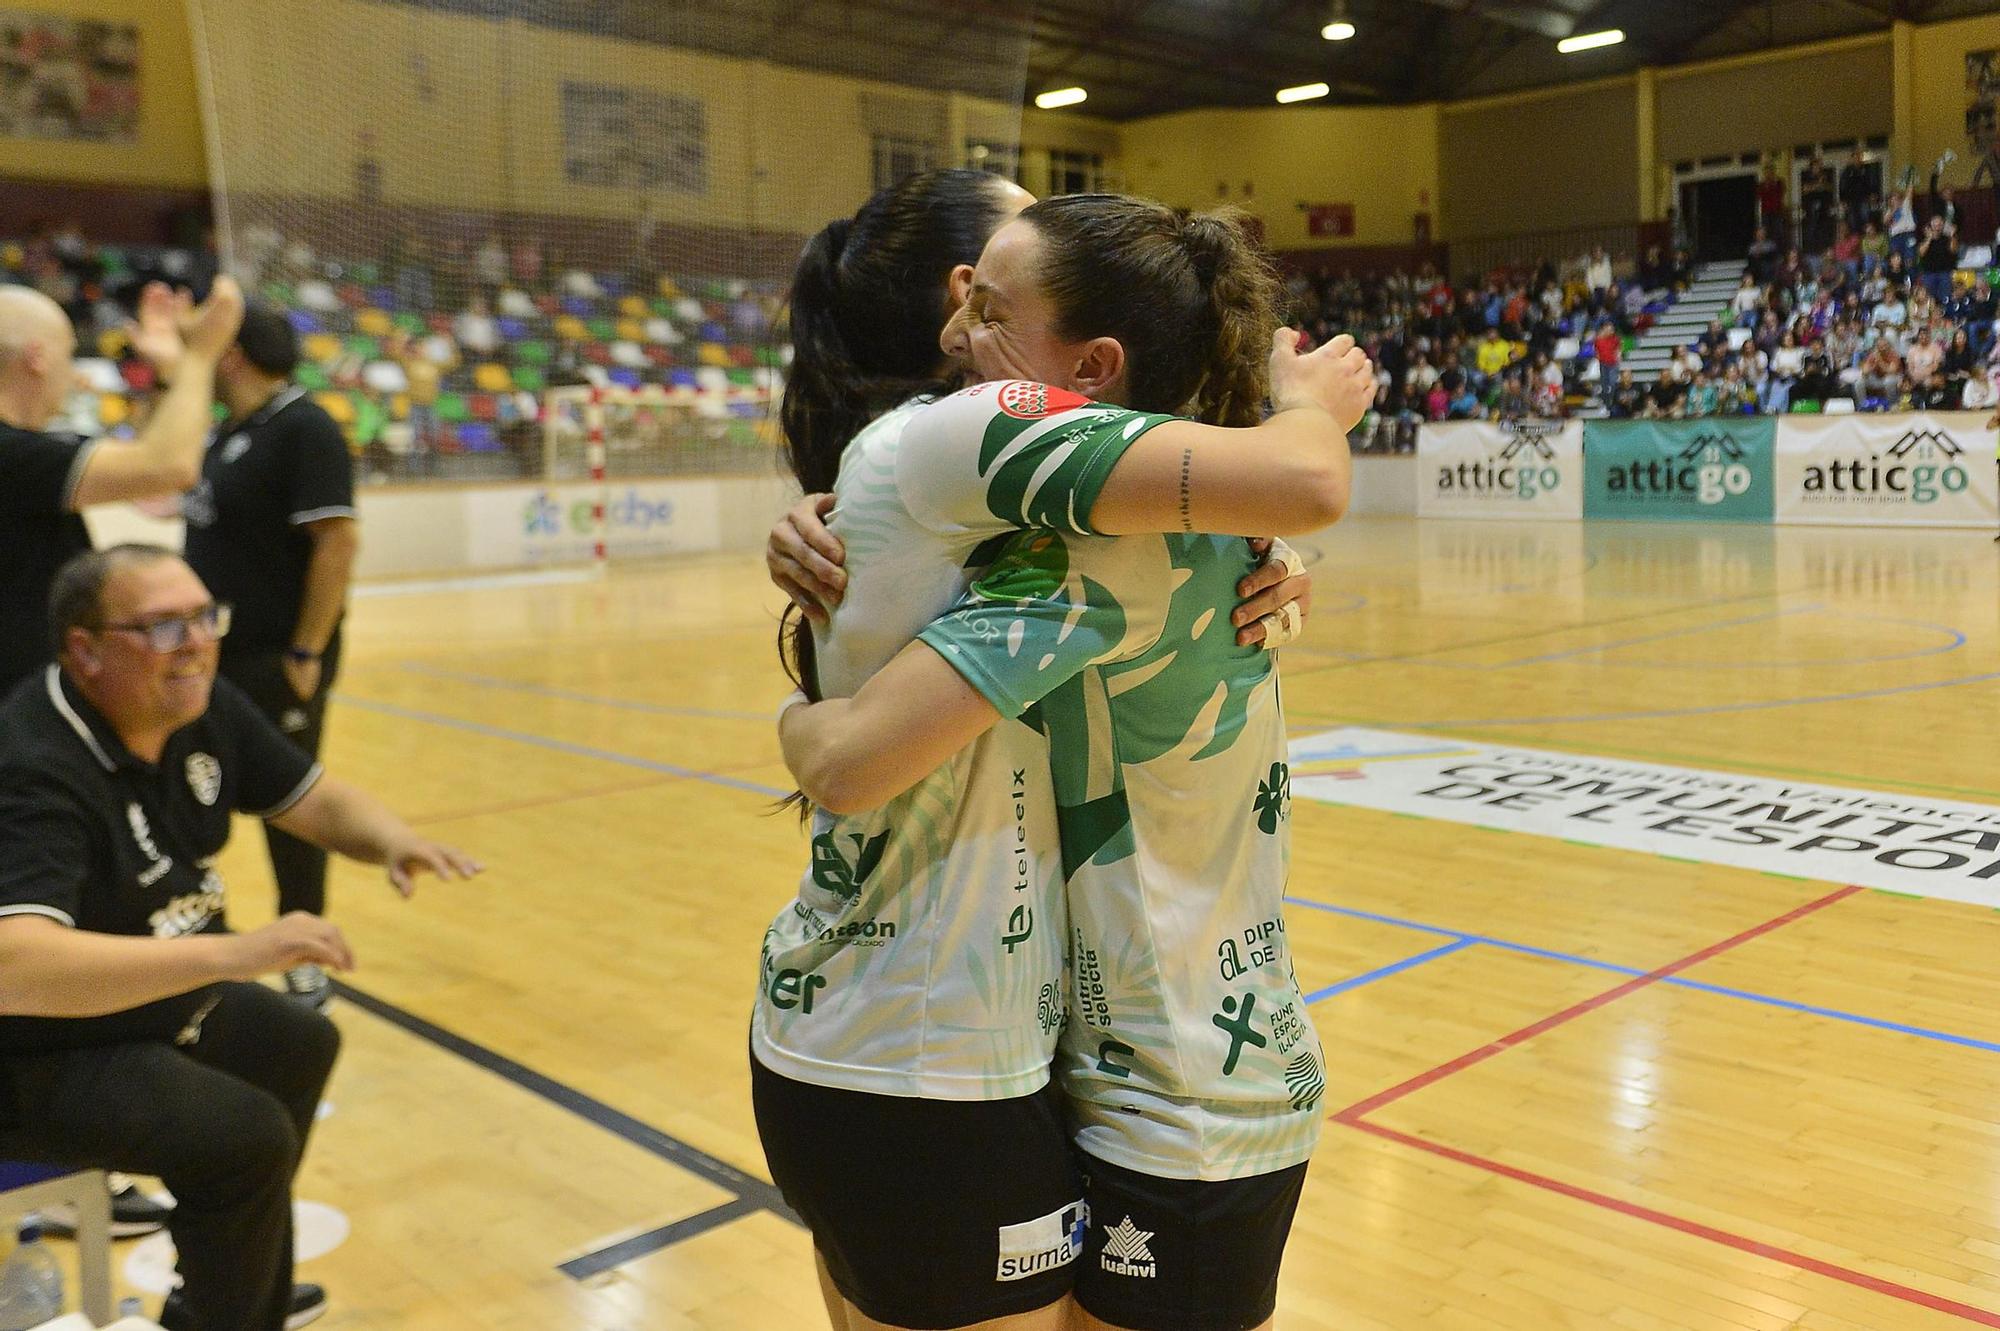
[120,516,2000,1328]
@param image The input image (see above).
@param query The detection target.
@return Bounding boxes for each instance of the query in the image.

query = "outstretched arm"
[272,774,482,897]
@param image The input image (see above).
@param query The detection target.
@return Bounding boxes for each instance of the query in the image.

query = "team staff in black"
[181,306,361,1007]
[0,277,245,694]
[0,544,481,1331]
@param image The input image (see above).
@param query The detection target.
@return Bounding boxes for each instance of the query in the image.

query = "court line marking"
[332,694,790,799]
[394,663,769,721]
[558,1197,764,1281]
[1288,894,2000,1055]
[1317,885,2000,1327]
[406,775,690,827]
[330,982,804,1281]
[1279,586,1799,679]
[1345,1119,2000,1328]
[1299,938,1476,1004]
[1473,604,1811,667]
[1284,666,2000,729]
[1331,885,1860,1121]
[354,569,598,598]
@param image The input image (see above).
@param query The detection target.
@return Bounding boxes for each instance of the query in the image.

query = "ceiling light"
[1557,28,1625,54]
[1276,82,1331,104]
[1321,21,1356,40]
[1034,86,1087,110]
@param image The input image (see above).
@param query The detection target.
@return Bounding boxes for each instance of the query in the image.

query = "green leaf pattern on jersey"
[975,401,1172,534]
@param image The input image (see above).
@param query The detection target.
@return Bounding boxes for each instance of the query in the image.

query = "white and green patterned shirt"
[752,383,1175,1100]
[921,529,1324,1179]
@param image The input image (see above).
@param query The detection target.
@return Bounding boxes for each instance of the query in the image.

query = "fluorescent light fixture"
[1557,28,1625,54]
[1321,20,1356,40]
[1034,86,1087,110]
[1276,82,1331,104]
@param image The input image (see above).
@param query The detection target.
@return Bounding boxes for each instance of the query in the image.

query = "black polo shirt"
[0,666,321,1053]
[181,387,356,656]
[0,424,95,693]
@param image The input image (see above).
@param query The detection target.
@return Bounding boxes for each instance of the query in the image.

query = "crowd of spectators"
[1289,244,1681,449]
[0,217,786,478]
[1292,154,1995,448]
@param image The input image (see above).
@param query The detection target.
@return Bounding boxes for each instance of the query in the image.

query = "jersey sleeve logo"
[997,381,1092,420]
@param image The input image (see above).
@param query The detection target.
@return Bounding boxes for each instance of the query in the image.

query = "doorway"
[1680,173,1758,264]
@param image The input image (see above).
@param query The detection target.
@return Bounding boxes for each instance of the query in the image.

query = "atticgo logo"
[1802,428,1970,504]
[1100,1216,1158,1278]
[1435,420,1564,500]
[1604,432,1752,504]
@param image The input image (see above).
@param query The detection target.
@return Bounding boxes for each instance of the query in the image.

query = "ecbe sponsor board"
[1417,420,1582,520]
[464,480,723,566]
[1776,412,2000,529]
[1290,728,2000,907]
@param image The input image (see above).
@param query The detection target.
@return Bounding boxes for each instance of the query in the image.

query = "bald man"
[0,277,245,692]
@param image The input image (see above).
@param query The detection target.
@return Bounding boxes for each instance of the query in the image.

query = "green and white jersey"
[752,383,1176,1100]
[921,530,1324,1180]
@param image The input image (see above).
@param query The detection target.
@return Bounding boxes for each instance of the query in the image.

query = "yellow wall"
[20,6,2000,248]
[1441,78,1637,238]
[1910,12,2000,183]
[1120,104,1439,250]
[0,0,205,187]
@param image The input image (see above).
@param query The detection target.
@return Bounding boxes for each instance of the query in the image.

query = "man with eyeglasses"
[0,544,480,1331]
[0,276,245,695]
[181,304,359,1008]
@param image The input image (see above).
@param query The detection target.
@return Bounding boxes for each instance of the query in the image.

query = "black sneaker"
[160,1283,326,1330]
[35,1175,171,1239]
[286,1283,328,1329]
[283,964,332,1008]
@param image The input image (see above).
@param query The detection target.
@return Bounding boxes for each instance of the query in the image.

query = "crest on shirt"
[997,381,1091,420]
[220,432,252,464]
[185,752,221,806]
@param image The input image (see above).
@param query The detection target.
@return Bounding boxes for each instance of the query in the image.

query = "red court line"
[1326,882,2000,1325]
[1349,1119,2000,1327]
[1333,883,1862,1124]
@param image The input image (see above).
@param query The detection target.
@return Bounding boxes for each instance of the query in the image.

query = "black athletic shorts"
[1072,1153,1310,1331]
[750,1052,1084,1329]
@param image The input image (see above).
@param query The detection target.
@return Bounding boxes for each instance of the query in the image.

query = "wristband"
[777,689,810,724]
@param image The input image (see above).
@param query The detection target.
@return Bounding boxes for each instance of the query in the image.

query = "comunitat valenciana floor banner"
[1290,728,2000,907]
[1417,413,1998,528]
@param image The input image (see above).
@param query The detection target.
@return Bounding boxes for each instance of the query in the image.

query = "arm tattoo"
[1178,448,1193,531]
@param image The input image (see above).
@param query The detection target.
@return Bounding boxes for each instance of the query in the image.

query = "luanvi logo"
[1099,1216,1157,1279]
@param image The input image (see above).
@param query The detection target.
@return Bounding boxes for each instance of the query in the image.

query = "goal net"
[183,0,1033,559]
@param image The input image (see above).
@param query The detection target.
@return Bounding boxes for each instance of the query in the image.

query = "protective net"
[183,0,1032,507]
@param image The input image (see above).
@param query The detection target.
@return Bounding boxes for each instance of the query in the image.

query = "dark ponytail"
[1180,212,1280,428]
[776,169,1015,722]
[1020,196,1280,426]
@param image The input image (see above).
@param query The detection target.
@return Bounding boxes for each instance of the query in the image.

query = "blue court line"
[333,694,791,799]
[1301,937,1476,1003]
[1286,895,2000,1055]
[1491,605,1809,667]
[396,663,769,722]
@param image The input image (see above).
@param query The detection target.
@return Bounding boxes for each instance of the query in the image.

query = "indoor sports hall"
[3,3,2000,1329]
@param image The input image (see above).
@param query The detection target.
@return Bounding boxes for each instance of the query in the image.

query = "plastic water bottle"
[0,1220,64,1331]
